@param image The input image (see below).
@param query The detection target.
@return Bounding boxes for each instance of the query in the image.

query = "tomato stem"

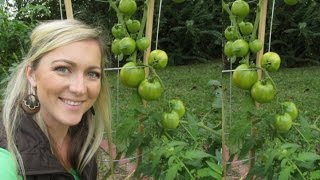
[137,1,148,39]
[143,64,166,89]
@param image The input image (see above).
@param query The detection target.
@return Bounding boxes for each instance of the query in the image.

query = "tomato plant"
[112,23,127,38]
[111,39,121,55]
[224,41,234,58]
[224,26,238,41]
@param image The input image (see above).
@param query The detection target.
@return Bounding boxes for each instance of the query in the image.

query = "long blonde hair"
[2,19,113,177]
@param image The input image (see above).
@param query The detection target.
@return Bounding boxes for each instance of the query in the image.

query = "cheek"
[89,83,101,100]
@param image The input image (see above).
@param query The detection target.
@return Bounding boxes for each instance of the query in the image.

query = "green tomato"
[231,0,250,18]
[251,80,276,103]
[111,39,122,55]
[224,41,234,58]
[161,111,180,129]
[261,52,281,72]
[120,62,145,88]
[111,24,126,39]
[126,19,140,33]
[224,26,237,41]
[281,101,298,120]
[169,99,186,118]
[239,21,253,36]
[119,37,136,55]
[232,64,258,90]
[232,39,249,57]
[136,37,150,51]
[148,49,168,69]
[138,78,164,101]
[249,39,263,53]
[118,0,137,16]
[274,113,293,133]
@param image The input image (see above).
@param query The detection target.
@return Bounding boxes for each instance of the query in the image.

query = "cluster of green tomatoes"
[224,0,299,133]
[111,0,186,129]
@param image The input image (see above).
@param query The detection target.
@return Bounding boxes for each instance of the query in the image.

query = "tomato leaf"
[184,150,213,160]
[206,160,222,175]
[278,166,292,180]
[310,170,320,180]
[296,152,320,162]
[165,164,180,180]
[197,167,222,179]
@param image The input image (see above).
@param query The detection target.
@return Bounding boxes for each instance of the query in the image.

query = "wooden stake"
[64,0,74,19]
[250,0,269,173]
[136,0,155,171]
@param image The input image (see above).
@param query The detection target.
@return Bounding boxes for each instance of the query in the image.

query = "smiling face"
[26,40,102,128]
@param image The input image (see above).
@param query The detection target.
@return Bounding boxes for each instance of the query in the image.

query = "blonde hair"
[2,19,113,177]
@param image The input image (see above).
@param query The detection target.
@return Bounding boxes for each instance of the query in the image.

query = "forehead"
[38,40,102,67]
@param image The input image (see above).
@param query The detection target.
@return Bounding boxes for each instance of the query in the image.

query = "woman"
[0,19,113,180]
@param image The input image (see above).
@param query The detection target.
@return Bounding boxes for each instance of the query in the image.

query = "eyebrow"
[51,59,101,70]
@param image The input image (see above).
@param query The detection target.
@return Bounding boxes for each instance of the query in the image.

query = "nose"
[69,74,87,96]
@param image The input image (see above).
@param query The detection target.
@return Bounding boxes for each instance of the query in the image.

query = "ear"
[26,65,37,87]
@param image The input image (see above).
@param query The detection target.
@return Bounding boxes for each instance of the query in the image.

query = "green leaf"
[310,170,320,180]
[206,160,222,175]
[296,152,320,162]
[165,164,180,180]
[278,166,292,180]
[197,167,222,179]
[184,150,213,160]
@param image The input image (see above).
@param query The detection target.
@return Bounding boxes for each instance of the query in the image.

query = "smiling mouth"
[60,98,83,106]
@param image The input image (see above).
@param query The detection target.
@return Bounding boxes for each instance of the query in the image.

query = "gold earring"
[21,94,40,114]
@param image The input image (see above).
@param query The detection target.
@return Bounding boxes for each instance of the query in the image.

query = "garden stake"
[64,0,74,19]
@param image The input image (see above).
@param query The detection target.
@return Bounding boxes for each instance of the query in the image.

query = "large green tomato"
[224,41,234,58]
[119,37,136,55]
[161,111,180,129]
[118,0,137,16]
[111,24,126,38]
[169,99,186,118]
[274,113,293,133]
[148,49,168,69]
[281,101,298,120]
[249,39,263,53]
[111,39,121,55]
[120,62,145,88]
[232,64,258,90]
[231,0,250,18]
[239,21,253,36]
[250,80,276,103]
[224,26,237,41]
[138,78,164,101]
[232,39,249,57]
[126,19,140,33]
[261,52,281,72]
[136,37,150,51]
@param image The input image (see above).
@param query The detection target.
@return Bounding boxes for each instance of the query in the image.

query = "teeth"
[62,99,81,106]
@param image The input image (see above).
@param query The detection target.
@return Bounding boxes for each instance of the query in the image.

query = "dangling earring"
[90,107,95,116]
[21,94,40,114]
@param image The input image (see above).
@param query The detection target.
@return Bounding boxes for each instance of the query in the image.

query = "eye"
[54,66,70,73]
[88,71,101,79]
